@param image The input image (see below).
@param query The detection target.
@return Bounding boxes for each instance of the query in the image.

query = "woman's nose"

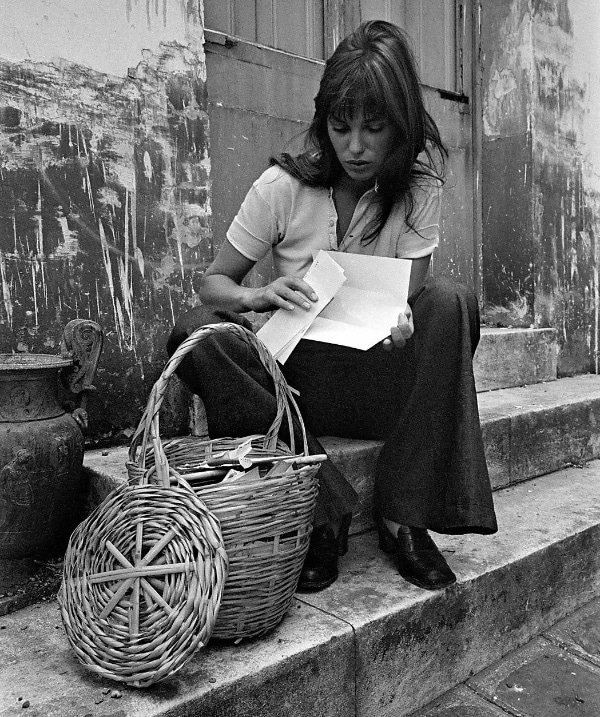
[348,130,365,154]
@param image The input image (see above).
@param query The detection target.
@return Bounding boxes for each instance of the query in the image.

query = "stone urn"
[0,320,103,559]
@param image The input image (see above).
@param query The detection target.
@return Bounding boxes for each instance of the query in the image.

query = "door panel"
[359,0,406,28]
[205,0,325,59]
[423,87,475,284]
[360,0,458,92]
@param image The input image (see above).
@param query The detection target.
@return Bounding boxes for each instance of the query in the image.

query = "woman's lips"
[346,160,370,171]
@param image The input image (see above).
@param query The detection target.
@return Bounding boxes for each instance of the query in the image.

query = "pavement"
[413,596,600,716]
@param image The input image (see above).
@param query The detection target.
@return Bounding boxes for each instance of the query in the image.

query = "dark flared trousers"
[166,277,498,536]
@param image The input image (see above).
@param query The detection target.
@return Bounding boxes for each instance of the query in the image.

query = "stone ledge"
[477,373,600,486]
[474,327,557,392]
[3,462,600,716]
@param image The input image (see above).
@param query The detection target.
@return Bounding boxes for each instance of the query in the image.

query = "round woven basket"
[127,322,322,641]
[58,471,228,687]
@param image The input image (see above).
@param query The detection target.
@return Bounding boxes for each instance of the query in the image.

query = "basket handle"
[128,322,309,487]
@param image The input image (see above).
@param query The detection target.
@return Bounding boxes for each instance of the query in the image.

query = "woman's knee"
[167,305,251,357]
[413,277,477,319]
[411,278,480,349]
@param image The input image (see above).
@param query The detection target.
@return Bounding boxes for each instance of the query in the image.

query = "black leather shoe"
[297,525,339,592]
[377,521,456,591]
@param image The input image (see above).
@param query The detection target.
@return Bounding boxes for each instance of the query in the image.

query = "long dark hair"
[272,20,447,244]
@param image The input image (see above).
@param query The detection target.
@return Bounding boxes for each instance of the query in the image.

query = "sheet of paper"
[256,250,346,362]
[317,285,400,328]
[306,285,401,349]
[321,251,411,301]
[302,252,412,349]
[303,315,390,350]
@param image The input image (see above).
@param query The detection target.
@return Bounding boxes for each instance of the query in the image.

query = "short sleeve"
[226,166,290,263]
[394,179,442,259]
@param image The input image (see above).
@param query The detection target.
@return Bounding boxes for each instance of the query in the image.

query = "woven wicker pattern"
[127,322,322,640]
[58,476,227,687]
[198,466,318,638]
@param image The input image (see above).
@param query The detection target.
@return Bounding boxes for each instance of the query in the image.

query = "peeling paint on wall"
[482,0,534,139]
[482,0,600,375]
[532,0,600,375]
[1,0,204,79]
[0,3,211,442]
[481,0,535,326]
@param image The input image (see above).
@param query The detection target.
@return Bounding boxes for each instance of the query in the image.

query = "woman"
[167,20,498,593]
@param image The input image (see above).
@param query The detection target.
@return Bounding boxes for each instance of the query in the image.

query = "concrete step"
[474,327,557,392]
[2,460,600,716]
[82,374,600,533]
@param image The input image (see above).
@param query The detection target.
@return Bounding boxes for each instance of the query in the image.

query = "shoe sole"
[297,571,339,592]
[398,571,457,591]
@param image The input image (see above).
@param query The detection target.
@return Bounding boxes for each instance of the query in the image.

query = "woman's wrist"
[199,274,256,313]
[238,286,258,313]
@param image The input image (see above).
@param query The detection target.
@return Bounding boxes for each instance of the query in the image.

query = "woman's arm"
[199,240,318,314]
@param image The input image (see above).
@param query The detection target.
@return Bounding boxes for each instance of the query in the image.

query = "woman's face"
[327,108,395,187]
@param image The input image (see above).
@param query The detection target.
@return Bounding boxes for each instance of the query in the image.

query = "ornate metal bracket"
[60,320,104,431]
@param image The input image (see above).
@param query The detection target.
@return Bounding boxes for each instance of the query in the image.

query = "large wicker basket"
[127,322,323,641]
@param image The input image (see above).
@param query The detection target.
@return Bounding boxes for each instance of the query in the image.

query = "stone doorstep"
[474,327,557,393]
[84,373,600,536]
[2,462,600,717]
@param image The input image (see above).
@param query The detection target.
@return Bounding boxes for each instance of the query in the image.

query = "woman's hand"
[382,303,414,351]
[246,276,318,313]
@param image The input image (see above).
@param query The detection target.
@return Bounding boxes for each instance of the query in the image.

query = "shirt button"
[329,219,335,227]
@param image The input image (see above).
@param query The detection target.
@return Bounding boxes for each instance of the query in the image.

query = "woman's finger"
[390,325,407,348]
[294,278,318,302]
[269,281,312,310]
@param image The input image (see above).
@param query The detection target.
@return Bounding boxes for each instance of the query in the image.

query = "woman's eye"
[367,124,385,133]
[330,124,349,133]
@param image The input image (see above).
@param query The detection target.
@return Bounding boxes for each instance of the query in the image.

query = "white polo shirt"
[227,164,441,279]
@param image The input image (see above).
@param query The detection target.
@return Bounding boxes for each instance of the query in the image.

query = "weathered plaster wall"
[481,0,535,327]
[0,0,210,442]
[482,0,600,375]
[532,0,600,374]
